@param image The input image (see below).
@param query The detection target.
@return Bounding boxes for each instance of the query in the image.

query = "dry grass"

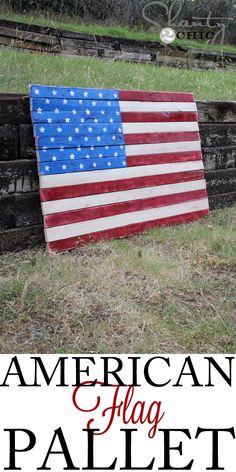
[0,206,235,354]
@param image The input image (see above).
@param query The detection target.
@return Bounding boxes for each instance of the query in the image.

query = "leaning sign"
[30,85,209,252]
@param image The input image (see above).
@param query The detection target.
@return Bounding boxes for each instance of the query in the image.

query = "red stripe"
[124,131,200,145]
[127,151,202,167]
[119,90,195,102]
[121,112,198,123]
[41,170,205,202]
[45,189,208,229]
[47,210,209,252]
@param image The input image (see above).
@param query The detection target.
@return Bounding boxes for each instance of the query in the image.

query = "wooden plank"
[0,35,61,53]
[0,95,31,125]
[0,160,38,194]
[202,147,236,171]
[197,101,236,123]
[0,224,44,253]
[199,124,236,147]
[209,191,236,210]
[19,125,36,159]
[0,192,42,229]
[205,168,236,195]
[0,125,18,161]
[0,26,58,45]
[15,193,42,227]
[0,195,15,230]
[0,95,236,126]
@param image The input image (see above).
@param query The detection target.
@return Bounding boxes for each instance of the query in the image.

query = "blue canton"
[29,85,127,175]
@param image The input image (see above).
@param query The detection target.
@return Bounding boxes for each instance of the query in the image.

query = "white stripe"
[41,160,204,189]
[45,198,209,242]
[42,180,207,215]
[120,101,197,113]
[123,122,199,134]
[126,140,201,156]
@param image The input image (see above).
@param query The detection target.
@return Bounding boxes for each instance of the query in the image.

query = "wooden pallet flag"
[29,85,209,252]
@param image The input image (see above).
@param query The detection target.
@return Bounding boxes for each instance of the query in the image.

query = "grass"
[0,48,236,100]
[0,206,235,353]
[1,10,236,55]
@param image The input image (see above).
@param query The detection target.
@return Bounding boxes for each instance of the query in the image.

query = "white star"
[109,118,114,123]
[60,146,64,152]
[98,92,103,98]
[112,135,116,140]
[84,91,89,97]
[63,99,68,104]
[70,154,75,160]
[43,146,47,152]
[40,127,45,133]
[72,109,77,115]
[47,118,52,123]
[107,101,111,106]
[62,164,67,170]
[101,110,105,115]
[84,137,89,142]
[99,153,103,158]
[113,93,118,98]
[65,117,70,123]
[80,163,84,169]
[103,127,107,132]
[77,147,81,152]
[97,136,101,142]
[52,156,57,161]
[92,162,97,168]
[92,101,97,106]
[54,108,59,114]
[116,111,120,115]
[34,88,40,95]
[52,90,57,96]
[85,154,90,159]
[70,90,75,96]
[105,145,109,150]
[123,160,126,166]
[37,108,42,114]
[88,127,93,132]
[79,100,83,104]
[107,162,112,166]
[75,127,80,133]
[86,109,90,115]
[90,146,94,151]
[45,165,49,171]
[120,145,124,149]
[68,136,73,142]
[81,118,85,123]
[45,99,50,104]
[114,152,118,157]
[57,127,62,133]
[50,137,55,143]
[94,118,98,123]
[118,127,122,132]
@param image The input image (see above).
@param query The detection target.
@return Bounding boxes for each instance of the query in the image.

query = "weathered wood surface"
[0,93,235,251]
[0,189,235,253]
[205,169,236,195]
[209,191,236,209]
[1,18,236,69]
[0,160,38,194]
[0,224,44,253]
[0,192,42,230]
[1,96,236,126]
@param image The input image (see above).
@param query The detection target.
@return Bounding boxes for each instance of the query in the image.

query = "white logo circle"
[160,27,176,44]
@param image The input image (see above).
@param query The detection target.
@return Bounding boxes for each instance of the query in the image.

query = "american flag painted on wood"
[30,84,209,252]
